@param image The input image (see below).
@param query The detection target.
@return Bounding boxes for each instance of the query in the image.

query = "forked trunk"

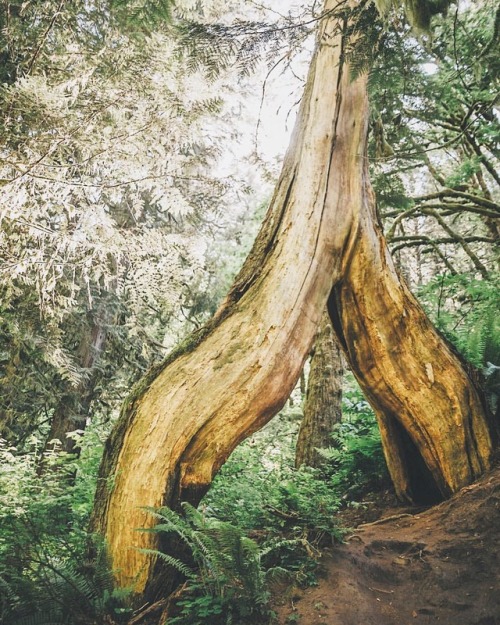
[91,1,364,594]
[90,0,494,599]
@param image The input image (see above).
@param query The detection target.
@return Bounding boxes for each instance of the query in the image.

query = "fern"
[1,544,132,625]
[143,504,280,624]
[139,548,196,580]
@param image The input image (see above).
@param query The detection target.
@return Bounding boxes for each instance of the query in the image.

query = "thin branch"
[413,189,500,213]
[420,208,489,278]
[390,234,494,253]
[25,0,67,76]
[386,206,420,241]
[421,245,458,275]
[464,131,500,188]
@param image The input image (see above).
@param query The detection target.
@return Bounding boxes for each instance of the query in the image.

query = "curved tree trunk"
[90,0,495,600]
[295,310,343,469]
[328,195,495,503]
[91,2,364,595]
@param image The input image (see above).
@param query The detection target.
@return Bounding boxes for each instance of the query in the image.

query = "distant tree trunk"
[41,304,111,461]
[45,318,107,453]
[295,310,343,468]
[90,0,494,600]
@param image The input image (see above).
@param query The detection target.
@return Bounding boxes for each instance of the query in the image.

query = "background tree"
[295,311,343,469]
[0,0,257,452]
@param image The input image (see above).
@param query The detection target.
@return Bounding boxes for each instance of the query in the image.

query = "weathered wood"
[90,0,495,600]
[91,0,366,594]
[329,192,494,502]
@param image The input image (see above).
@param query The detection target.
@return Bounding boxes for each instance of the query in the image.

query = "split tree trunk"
[295,310,343,469]
[90,0,494,599]
[91,2,365,594]
[328,194,495,503]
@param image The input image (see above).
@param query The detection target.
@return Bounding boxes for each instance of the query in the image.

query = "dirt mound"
[274,464,500,625]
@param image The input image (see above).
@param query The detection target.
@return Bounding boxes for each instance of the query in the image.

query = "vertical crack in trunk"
[90,0,368,595]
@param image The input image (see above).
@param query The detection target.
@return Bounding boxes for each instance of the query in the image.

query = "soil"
[272,464,500,625]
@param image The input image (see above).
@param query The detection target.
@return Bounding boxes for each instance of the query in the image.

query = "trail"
[274,464,500,625]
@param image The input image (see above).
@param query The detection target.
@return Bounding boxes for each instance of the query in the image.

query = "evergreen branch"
[413,189,500,213]
[421,207,490,278]
[25,0,68,76]
[390,234,494,253]
[463,131,500,188]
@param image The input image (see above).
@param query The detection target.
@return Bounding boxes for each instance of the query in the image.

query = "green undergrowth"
[0,426,133,625]
[0,381,389,625]
[160,384,389,624]
[204,382,388,534]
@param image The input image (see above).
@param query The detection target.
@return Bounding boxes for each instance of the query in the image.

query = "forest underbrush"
[272,457,500,625]
[2,371,499,625]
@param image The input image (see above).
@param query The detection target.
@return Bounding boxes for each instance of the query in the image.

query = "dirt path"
[274,466,500,625]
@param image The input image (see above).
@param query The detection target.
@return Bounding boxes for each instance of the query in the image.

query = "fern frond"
[138,548,196,580]
[264,566,291,585]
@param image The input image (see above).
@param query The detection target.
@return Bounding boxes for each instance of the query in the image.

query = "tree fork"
[90,0,495,599]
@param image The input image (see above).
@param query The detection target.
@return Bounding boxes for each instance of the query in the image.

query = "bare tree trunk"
[90,0,494,599]
[91,3,365,595]
[295,310,343,468]
[328,193,495,503]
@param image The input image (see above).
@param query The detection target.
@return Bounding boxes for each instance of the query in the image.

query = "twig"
[128,599,169,625]
[357,513,414,528]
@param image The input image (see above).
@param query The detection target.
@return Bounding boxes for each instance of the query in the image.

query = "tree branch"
[390,234,494,253]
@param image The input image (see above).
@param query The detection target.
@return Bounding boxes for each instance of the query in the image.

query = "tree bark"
[328,191,495,503]
[42,309,109,458]
[91,2,364,594]
[295,310,343,469]
[36,290,122,480]
[90,0,495,599]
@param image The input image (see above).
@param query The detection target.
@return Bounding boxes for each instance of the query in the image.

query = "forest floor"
[272,463,500,625]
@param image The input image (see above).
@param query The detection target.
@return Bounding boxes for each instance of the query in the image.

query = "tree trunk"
[43,311,109,457]
[295,310,343,468]
[91,2,364,595]
[328,193,495,503]
[90,0,494,599]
